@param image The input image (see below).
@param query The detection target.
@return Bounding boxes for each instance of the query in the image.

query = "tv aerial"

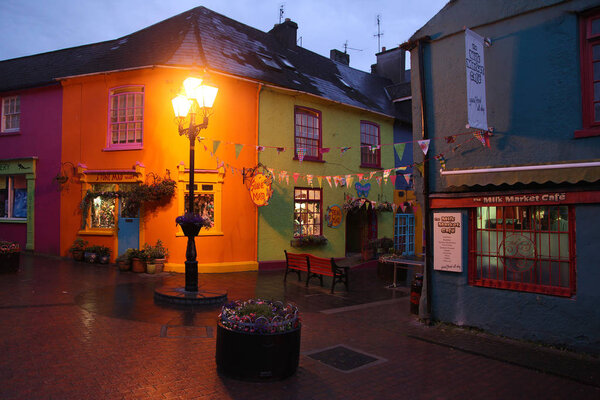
[343,40,363,54]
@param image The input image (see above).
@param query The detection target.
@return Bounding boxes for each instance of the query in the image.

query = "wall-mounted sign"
[433,212,462,272]
[465,28,487,130]
[355,182,371,198]
[249,172,273,207]
[326,205,343,228]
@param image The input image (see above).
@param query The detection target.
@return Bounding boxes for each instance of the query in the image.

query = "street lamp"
[172,76,218,293]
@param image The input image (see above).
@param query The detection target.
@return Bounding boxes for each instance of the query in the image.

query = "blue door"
[117,199,139,255]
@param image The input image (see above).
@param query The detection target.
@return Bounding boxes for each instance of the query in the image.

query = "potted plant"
[175,213,212,236]
[96,246,111,264]
[115,248,136,271]
[216,299,301,381]
[144,240,169,274]
[83,245,99,263]
[69,238,87,261]
[0,240,20,273]
[130,248,147,273]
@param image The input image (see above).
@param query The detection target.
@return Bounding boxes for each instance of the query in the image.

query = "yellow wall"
[60,68,259,272]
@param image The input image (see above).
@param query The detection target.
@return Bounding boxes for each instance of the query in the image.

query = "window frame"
[1,96,20,134]
[293,187,323,237]
[294,106,323,162]
[360,120,381,168]
[468,205,576,297]
[177,168,224,237]
[0,175,27,220]
[577,9,600,138]
[394,213,415,256]
[106,85,144,150]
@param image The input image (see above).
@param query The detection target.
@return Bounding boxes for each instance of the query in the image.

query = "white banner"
[465,29,487,130]
[433,212,462,273]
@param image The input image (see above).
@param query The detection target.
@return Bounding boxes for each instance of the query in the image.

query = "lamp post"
[172,77,218,293]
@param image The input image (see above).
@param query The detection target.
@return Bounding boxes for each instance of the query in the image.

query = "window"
[395,213,415,256]
[108,86,144,148]
[89,184,116,229]
[360,121,380,167]
[184,184,216,229]
[0,175,27,219]
[293,187,322,237]
[2,96,20,133]
[470,205,575,297]
[294,107,322,161]
[578,10,600,137]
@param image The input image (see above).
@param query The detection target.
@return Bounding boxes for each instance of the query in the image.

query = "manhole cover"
[306,345,386,372]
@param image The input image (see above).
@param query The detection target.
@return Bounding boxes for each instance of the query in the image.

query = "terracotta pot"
[146,262,156,274]
[99,255,110,264]
[72,250,84,262]
[153,258,166,273]
[118,260,130,271]
[131,258,145,273]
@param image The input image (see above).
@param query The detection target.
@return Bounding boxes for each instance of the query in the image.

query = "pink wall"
[0,85,62,254]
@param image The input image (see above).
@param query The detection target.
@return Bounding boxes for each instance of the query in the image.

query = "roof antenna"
[279,4,285,24]
[343,40,363,54]
[374,14,384,53]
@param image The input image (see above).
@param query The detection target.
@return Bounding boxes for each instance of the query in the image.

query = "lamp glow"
[194,84,219,109]
[183,77,203,98]
[172,95,192,118]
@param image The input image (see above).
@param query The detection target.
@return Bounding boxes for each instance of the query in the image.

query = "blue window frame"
[394,213,415,256]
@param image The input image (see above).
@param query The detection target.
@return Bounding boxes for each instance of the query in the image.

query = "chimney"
[330,49,349,66]
[372,46,407,84]
[269,18,298,48]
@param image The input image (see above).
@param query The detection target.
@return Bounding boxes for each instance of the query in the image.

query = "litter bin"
[410,273,423,315]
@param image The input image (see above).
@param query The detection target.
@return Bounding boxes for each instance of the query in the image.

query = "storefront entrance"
[117,198,139,256]
[345,204,377,260]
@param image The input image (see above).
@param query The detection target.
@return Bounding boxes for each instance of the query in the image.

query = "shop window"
[394,213,415,256]
[107,86,144,148]
[181,181,221,234]
[294,187,322,237]
[360,121,380,168]
[470,205,575,297]
[89,184,116,229]
[2,96,20,133]
[294,107,322,161]
[0,175,27,219]
[578,10,600,137]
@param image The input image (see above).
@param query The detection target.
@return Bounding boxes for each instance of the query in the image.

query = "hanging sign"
[465,29,487,130]
[355,182,371,198]
[433,212,462,272]
[249,172,273,207]
[326,205,343,228]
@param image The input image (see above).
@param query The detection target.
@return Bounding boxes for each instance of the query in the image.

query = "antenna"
[297,36,302,47]
[374,14,384,53]
[343,40,363,54]
[279,4,285,24]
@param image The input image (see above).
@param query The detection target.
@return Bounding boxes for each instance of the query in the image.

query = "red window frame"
[577,9,600,138]
[294,107,322,162]
[293,187,323,237]
[360,121,381,168]
[468,205,576,297]
[106,85,144,149]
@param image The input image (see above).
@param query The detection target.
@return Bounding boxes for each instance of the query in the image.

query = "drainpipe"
[255,83,263,268]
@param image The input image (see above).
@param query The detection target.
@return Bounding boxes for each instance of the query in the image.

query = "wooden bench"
[284,251,350,293]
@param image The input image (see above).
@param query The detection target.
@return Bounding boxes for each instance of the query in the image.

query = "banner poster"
[465,29,487,130]
[433,212,462,272]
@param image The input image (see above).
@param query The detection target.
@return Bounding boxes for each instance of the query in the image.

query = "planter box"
[216,322,300,381]
[0,251,19,273]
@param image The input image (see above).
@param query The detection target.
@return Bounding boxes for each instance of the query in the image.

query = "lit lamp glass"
[172,95,192,118]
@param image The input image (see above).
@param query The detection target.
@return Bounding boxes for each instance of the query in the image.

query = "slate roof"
[0,6,396,117]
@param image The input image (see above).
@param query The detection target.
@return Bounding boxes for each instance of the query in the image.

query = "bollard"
[410,273,423,315]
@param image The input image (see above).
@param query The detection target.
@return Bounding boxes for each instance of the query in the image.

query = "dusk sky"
[0,0,447,72]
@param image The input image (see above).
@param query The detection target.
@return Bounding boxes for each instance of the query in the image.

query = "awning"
[440,160,600,187]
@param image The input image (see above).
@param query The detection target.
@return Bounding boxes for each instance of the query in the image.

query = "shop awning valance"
[441,160,600,187]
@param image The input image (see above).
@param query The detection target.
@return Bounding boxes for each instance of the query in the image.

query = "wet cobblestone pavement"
[0,253,598,399]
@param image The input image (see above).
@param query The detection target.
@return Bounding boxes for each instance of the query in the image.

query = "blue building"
[405,0,600,354]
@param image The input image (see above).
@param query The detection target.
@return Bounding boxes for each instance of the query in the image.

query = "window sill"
[0,131,21,136]
[292,157,325,163]
[574,128,600,138]
[102,146,143,152]
[78,229,115,236]
[0,218,27,224]
[359,164,382,169]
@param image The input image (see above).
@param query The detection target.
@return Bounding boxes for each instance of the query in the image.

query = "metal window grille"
[394,213,415,256]
[294,108,320,159]
[293,187,322,237]
[360,121,380,167]
[109,86,144,146]
[470,205,575,297]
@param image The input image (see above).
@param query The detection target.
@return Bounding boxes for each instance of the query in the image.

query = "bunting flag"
[297,148,306,163]
[400,203,406,212]
[473,131,487,147]
[317,176,323,187]
[268,168,274,177]
[235,143,244,158]
[320,148,330,154]
[403,174,412,185]
[203,144,208,152]
[390,174,397,185]
[345,175,354,187]
[277,147,285,154]
[231,167,235,175]
[213,140,221,153]
[383,169,391,182]
[370,144,381,153]
[357,173,364,182]
[326,176,333,188]
[483,131,492,148]
[279,171,288,183]
[341,147,351,154]
[445,135,456,144]
[293,173,300,184]
[376,176,383,186]
[369,171,377,180]
[257,145,265,152]
[415,162,424,176]
[392,203,397,213]
[306,174,313,186]
[436,155,447,170]
[418,139,430,155]
[210,152,214,158]
[394,143,406,160]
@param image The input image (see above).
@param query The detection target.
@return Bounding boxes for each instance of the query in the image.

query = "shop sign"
[465,28,487,130]
[94,173,138,182]
[249,173,273,207]
[326,205,343,228]
[355,182,370,198]
[433,212,462,272]
[473,192,567,205]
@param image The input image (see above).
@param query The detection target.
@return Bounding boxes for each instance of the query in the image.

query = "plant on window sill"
[290,234,328,248]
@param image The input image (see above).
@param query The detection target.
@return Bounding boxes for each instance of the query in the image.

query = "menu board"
[433,212,462,272]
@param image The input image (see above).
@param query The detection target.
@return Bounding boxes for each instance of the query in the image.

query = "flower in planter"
[291,234,328,248]
[0,240,20,254]
[219,299,300,334]
[176,213,212,236]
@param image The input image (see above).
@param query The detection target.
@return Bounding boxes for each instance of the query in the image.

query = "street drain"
[160,325,213,338]
[305,345,386,372]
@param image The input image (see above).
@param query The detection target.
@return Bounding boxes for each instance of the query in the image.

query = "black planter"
[215,322,301,381]
[0,252,20,273]
[179,222,201,237]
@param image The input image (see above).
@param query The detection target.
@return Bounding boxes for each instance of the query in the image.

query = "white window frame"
[106,86,144,150]
[2,96,20,133]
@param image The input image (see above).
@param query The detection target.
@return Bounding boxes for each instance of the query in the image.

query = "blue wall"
[431,207,600,354]
[394,120,413,191]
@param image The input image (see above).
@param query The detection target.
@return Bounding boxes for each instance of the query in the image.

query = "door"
[117,198,139,255]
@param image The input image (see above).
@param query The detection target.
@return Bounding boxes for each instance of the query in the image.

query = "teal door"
[117,199,139,255]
